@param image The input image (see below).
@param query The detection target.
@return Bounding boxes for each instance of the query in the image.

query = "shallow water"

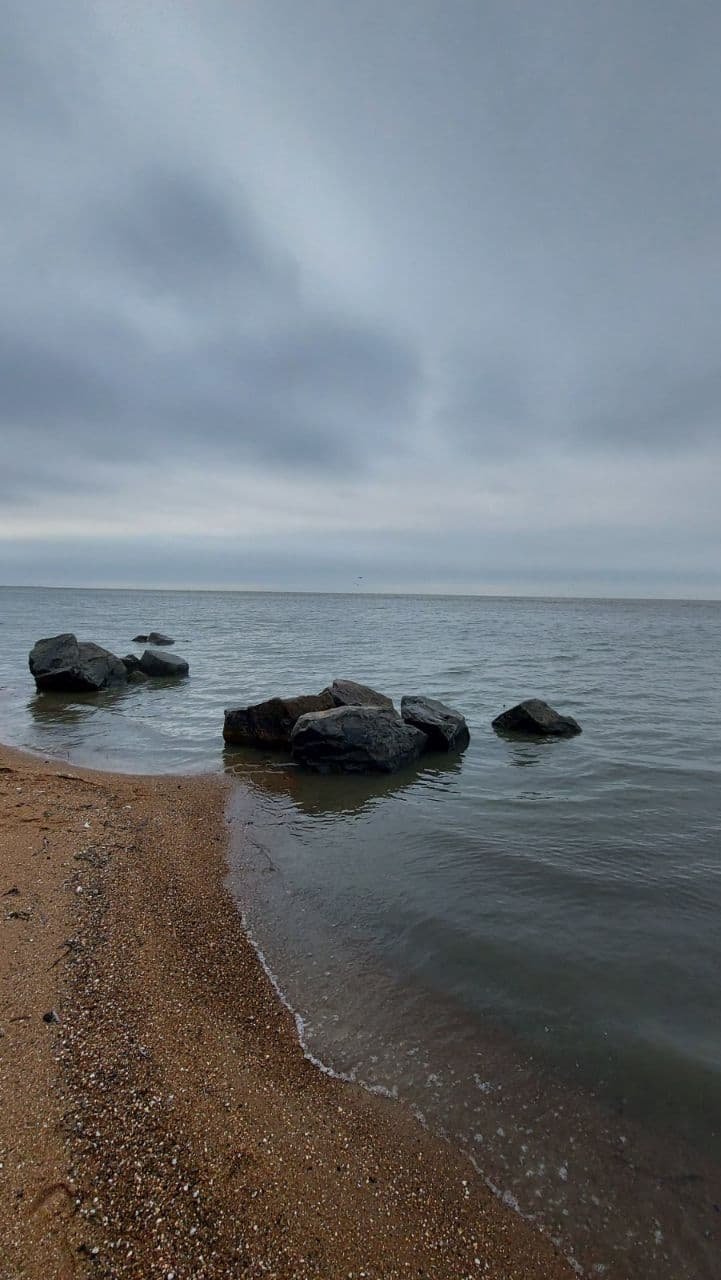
[2,586,720,1275]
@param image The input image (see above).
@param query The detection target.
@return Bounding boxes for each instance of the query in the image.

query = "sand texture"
[0,744,572,1278]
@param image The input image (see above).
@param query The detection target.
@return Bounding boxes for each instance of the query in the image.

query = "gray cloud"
[1,0,720,593]
[433,351,535,456]
[574,360,721,451]
[100,168,275,296]
[3,148,421,474]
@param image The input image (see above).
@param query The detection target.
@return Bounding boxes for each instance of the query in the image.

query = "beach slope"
[0,744,571,1279]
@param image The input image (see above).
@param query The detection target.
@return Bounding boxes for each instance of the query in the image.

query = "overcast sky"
[2,1,720,596]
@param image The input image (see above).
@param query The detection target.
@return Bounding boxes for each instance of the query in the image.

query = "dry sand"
[0,743,573,1279]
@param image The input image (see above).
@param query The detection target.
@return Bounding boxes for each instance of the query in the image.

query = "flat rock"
[492,698,581,737]
[223,691,335,748]
[138,649,189,678]
[291,705,427,774]
[29,633,127,692]
[132,634,148,643]
[326,679,394,709]
[401,695,470,751]
[147,631,174,645]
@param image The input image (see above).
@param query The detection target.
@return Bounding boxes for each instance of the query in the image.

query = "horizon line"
[2,583,720,605]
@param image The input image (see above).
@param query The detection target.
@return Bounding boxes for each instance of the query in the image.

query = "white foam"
[240,910,398,1100]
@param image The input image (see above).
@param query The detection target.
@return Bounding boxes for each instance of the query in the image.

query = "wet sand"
[0,743,573,1279]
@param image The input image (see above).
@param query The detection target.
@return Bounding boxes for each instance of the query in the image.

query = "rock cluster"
[224,680,469,774]
[29,633,583,775]
[29,633,190,692]
[29,634,128,692]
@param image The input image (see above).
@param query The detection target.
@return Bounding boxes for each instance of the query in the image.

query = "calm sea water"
[1,585,720,1277]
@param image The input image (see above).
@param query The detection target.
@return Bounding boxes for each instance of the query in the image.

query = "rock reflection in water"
[28,687,129,725]
[223,746,463,818]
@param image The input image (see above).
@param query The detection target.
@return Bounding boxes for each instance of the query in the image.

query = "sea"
[1,585,719,1278]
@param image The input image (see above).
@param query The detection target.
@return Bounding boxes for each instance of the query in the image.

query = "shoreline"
[0,743,572,1279]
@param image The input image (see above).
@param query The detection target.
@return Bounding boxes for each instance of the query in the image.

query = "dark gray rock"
[492,699,581,737]
[325,679,394,709]
[128,670,150,684]
[147,631,174,645]
[401,695,470,751]
[132,634,148,643]
[122,654,142,674]
[223,690,335,748]
[29,634,127,692]
[291,705,427,774]
[138,649,189,678]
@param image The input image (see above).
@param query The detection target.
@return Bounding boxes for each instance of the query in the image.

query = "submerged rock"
[291,705,427,774]
[401,695,470,751]
[223,691,335,748]
[29,634,127,692]
[133,631,174,645]
[492,699,581,737]
[326,679,394,709]
[138,649,189,678]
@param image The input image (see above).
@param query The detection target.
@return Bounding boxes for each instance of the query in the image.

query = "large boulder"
[29,634,127,692]
[492,699,581,737]
[401,695,470,751]
[138,649,189,678]
[223,690,335,748]
[291,705,427,774]
[325,679,394,709]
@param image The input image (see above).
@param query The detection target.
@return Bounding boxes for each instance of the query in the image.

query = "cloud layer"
[2,0,720,595]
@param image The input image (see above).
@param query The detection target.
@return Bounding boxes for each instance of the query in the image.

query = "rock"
[401,695,470,751]
[122,654,142,673]
[42,1009,61,1024]
[138,649,189,678]
[147,631,174,645]
[291,705,427,774]
[128,670,150,684]
[223,690,335,748]
[325,679,394,709]
[29,634,127,692]
[492,699,581,737]
[132,635,148,643]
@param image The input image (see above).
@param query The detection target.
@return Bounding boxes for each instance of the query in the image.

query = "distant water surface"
[1,586,720,1277]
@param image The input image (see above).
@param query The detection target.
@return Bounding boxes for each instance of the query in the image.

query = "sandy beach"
[0,742,574,1279]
